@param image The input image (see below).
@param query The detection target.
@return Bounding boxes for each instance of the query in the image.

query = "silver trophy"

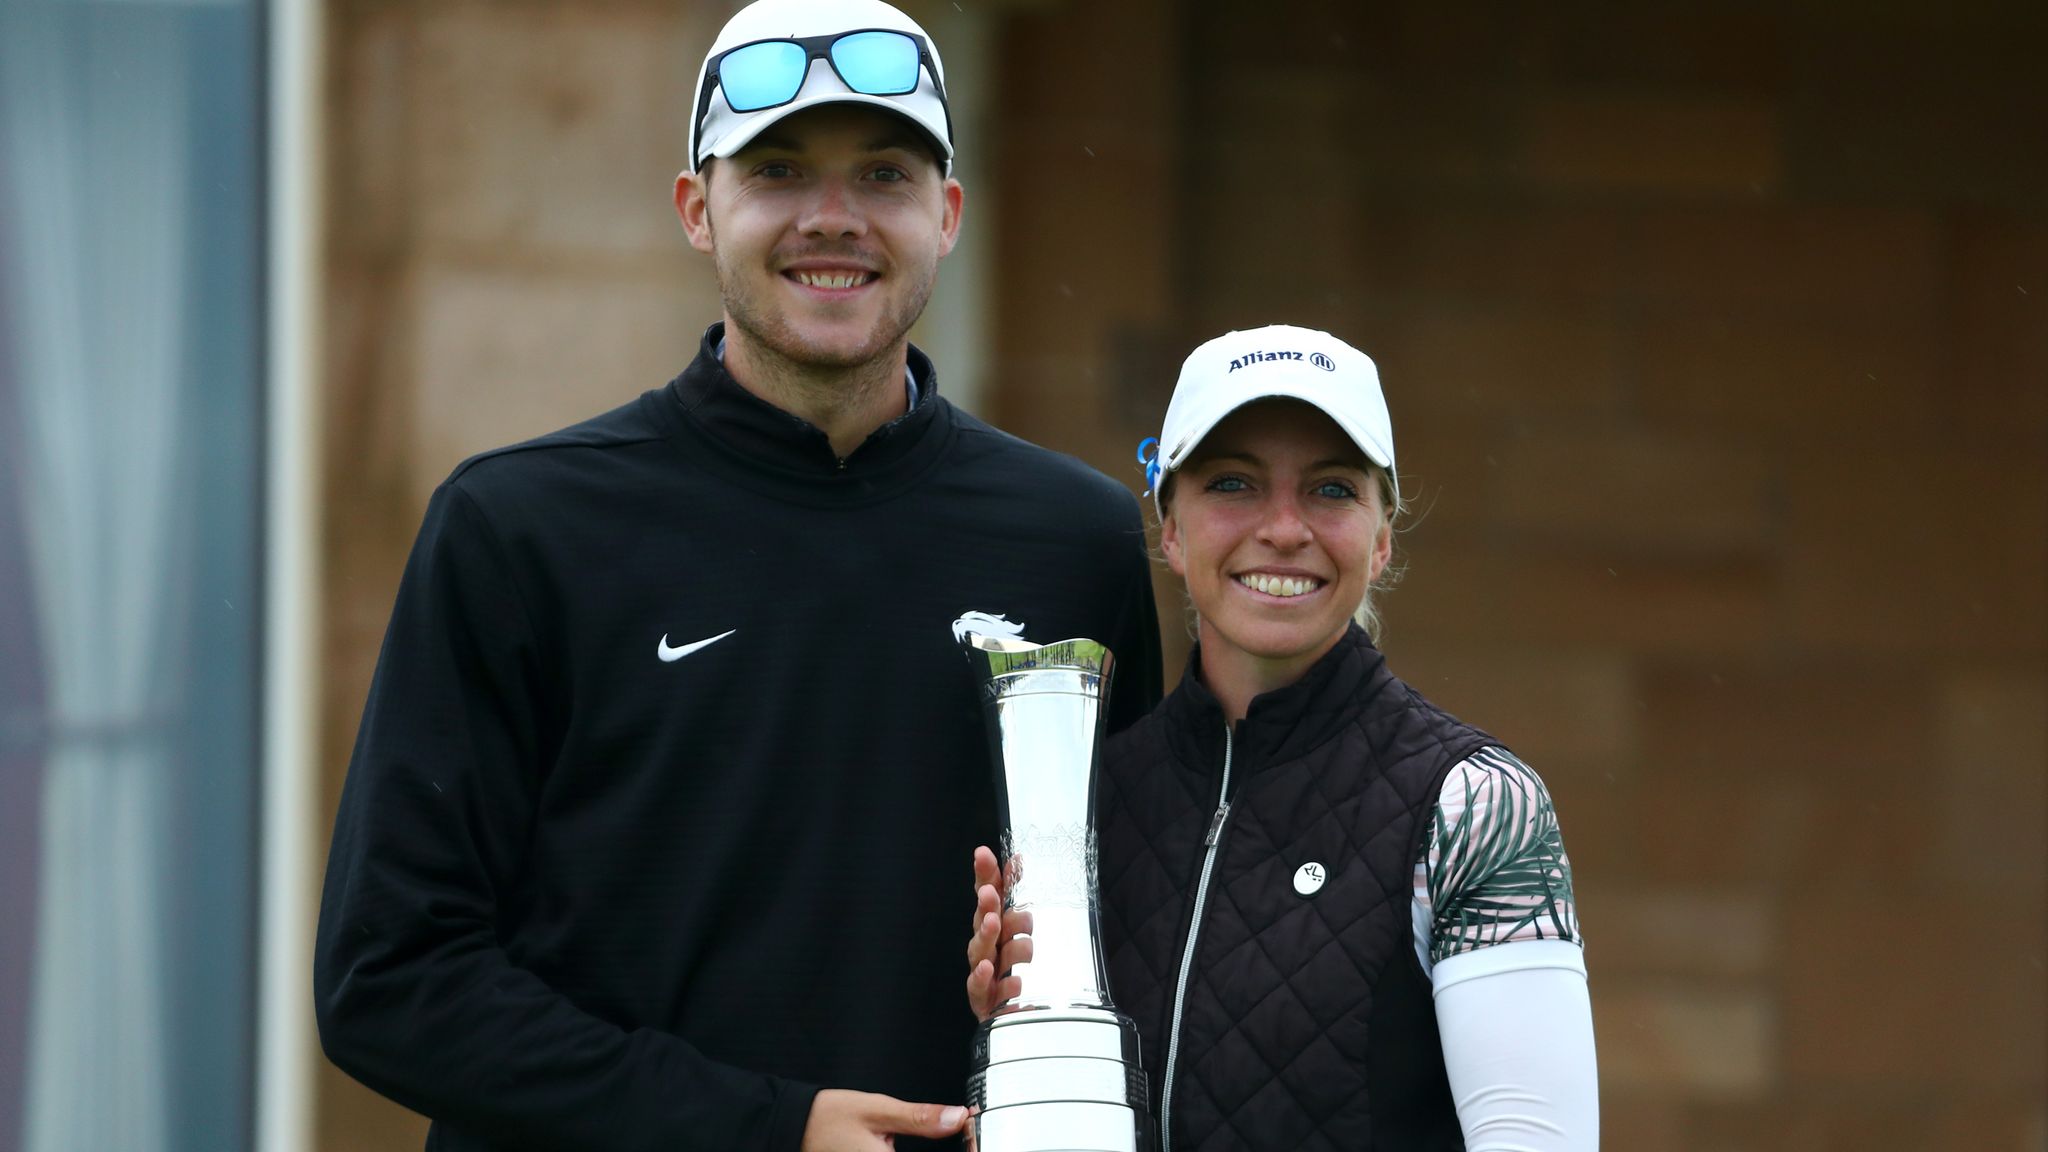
[960,629,1146,1152]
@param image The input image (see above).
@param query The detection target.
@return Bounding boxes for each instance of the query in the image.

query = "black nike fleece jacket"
[314,326,1162,1151]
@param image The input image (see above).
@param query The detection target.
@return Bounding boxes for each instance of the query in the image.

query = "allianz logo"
[1227,350,1337,372]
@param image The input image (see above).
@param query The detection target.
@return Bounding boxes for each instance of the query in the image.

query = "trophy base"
[972,1101,1140,1152]
[968,1008,1148,1152]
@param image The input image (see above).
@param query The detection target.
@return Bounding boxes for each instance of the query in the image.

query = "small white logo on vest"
[1293,861,1326,896]
[1310,352,1335,372]
[952,610,1026,644]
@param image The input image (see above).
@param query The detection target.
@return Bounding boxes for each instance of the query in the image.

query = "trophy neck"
[962,633,1117,1013]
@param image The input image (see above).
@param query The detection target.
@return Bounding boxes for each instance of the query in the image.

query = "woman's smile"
[1232,570,1327,599]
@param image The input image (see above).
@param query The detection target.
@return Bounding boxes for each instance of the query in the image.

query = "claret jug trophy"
[958,624,1146,1152]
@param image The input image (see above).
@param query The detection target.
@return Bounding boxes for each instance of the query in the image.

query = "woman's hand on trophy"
[965,845,1034,1020]
[800,1089,966,1150]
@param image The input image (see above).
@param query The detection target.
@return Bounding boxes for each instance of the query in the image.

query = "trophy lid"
[961,635,1112,680]
[954,612,1111,680]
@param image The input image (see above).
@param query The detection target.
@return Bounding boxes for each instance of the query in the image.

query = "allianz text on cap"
[1153,324,1398,506]
[688,0,953,174]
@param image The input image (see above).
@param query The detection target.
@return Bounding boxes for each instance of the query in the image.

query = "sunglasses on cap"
[693,29,952,155]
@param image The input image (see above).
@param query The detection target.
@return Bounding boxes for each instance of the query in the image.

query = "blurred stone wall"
[318,4,721,1144]
[318,0,2046,1148]
[990,2,2047,1149]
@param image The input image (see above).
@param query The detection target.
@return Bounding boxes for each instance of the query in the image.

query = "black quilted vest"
[1098,625,1498,1151]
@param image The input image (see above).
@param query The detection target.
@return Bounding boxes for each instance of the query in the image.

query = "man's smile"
[786,269,876,289]
[782,259,880,293]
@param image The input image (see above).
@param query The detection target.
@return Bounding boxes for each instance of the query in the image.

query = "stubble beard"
[713,241,937,375]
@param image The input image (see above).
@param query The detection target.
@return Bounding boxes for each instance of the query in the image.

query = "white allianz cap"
[688,0,953,174]
[1152,324,1398,507]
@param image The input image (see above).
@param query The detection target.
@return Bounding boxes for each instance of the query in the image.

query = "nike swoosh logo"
[657,629,735,663]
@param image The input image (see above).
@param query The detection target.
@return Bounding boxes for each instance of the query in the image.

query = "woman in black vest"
[968,325,1598,1151]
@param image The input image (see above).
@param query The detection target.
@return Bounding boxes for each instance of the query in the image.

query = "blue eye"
[1315,480,1359,499]
[1206,475,1249,493]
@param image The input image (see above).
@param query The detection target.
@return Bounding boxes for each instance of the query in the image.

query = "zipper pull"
[1204,802,1231,846]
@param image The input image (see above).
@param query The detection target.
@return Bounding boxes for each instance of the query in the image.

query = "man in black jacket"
[312,1,1162,1148]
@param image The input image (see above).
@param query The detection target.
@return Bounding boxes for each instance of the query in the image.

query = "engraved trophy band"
[960,630,1146,1152]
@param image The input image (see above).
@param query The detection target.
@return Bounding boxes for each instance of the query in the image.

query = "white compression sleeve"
[1432,941,1599,1151]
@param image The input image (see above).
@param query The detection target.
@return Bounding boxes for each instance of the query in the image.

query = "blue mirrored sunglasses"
[694,29,950,161]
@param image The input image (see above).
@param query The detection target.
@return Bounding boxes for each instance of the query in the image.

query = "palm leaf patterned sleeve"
[1414,747,1582,965]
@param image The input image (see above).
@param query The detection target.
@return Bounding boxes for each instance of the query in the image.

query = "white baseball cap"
[1148,324,1398,508]
[688,0,953,174]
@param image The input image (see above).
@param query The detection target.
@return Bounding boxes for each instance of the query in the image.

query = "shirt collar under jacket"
[1158,622,1394,780]
[669,322,942,476]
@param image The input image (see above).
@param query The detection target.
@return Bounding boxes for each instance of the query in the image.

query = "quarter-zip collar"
[1157,623,1392,780]
[669,322,942,472]
[654,323,954,507]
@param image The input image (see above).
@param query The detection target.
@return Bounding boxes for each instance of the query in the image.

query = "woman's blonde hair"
[1351,463,1404,641]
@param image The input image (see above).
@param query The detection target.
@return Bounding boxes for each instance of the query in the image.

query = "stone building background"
[318,1,2047,1148]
